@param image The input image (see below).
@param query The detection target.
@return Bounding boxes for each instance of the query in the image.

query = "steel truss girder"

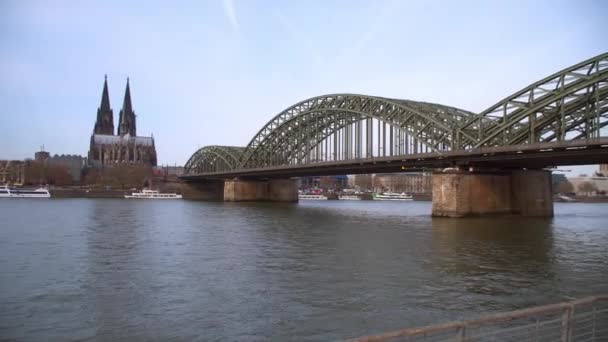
[183,145,245,174]
[239,95,477,169]
[460,52,608,148]
[507,85,608,145]
[183,52,608,176]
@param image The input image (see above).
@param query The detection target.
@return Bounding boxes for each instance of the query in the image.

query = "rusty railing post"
[458,323,467,342]
[561,305,574,342]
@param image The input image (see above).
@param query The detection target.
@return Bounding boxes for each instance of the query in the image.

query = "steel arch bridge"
[183,52,608,178]
[184,146,245,174]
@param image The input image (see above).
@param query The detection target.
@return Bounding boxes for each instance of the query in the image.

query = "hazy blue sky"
[1,0,606,174]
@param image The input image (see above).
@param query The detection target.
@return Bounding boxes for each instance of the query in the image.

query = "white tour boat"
[298,194,328,200]
[338,195,361,200]
[0,185,51,198]
[372,192,413,201]
[124,189,183,199]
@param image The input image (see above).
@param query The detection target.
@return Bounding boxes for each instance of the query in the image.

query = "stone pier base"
[268,179,300,202]
[180,180,225,201]
[223,178,299,202]
[432,168,553,217]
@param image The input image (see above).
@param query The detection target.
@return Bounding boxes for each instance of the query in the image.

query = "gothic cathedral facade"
[88,76,157,168]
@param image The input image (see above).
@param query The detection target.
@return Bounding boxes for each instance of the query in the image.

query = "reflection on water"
[85,200,148,339]
[432,217,554,278]
[430,217,556,311]
[0,199,607,340]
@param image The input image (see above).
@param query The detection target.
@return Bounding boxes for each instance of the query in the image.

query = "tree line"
[21,161,153,189]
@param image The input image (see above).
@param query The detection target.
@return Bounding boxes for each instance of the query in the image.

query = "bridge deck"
[181,138,608,180]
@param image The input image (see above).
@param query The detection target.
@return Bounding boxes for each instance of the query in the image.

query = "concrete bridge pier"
[224,178,299,202]
[432,168,553,217]
[180,179,225,200]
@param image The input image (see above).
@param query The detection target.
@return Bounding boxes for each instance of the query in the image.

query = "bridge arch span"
[183,145,245,175]
[461,52,608,148]
[182,52,608,177]
[238,94,478,169]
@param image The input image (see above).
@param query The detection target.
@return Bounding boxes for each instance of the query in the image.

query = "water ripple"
[0,200,607,340]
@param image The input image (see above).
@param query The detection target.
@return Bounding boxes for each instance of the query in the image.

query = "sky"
[1,0,606,175]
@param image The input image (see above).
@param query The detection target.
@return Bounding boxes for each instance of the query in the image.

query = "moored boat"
[124,189,183,199]
[338,195,361,200]
[0,185,51,198]
[372,192,413,201]
[298,194,328,200]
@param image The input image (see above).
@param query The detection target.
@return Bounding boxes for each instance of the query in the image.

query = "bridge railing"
[349,295,608,342]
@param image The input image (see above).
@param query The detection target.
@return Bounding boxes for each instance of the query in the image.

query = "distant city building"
[88,76,157,168]
[568,176,608,196]
[298,175,348,190]
[48,154,85,183]
[34,150,50,163]
[319,175,348,190]
[0,160,25,184]
[164,166,184,176]
[347,175,356,188]
[153,165,184,177]
[599,164,608,177]
[552,173,567,185]
[373,172,432,193]
[300,176,321,189]
[353,174,374,190]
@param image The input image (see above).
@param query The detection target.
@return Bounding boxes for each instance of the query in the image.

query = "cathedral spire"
[100,74,111,112]
[123,77,133,114]
[118,77,137,136]
[94,75,114,135]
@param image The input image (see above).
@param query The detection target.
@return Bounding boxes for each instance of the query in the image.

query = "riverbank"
[49,181,183,198]
[554,195,608,203]
[50,188,127,198]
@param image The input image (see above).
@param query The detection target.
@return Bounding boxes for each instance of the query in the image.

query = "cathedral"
[88,76,157,168]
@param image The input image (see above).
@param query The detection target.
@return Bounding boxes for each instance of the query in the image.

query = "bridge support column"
[432,168,553,217]
[180,180,225,201]
[511,170,554,216]
[268,179,299,202]
[224,179,267,201]
[224,178,299,202]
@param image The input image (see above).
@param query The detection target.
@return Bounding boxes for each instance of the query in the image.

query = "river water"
[0,199,607,341]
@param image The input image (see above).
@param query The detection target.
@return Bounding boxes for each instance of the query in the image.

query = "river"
[1,199,607,341]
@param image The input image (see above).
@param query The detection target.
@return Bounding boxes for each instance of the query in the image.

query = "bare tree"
[556,180,574,194]
[23,161,45,185]
[578,181,598,196]
[46,165,72,186]
[100,165,153,189]
[83,168,102,186]
[80,165,153,189]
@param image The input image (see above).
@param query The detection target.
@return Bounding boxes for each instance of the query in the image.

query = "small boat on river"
[0,185,51,198]
[338,195,361,200]
[124,189,183,199]
[372,192,413,201]
[298,194,328,200]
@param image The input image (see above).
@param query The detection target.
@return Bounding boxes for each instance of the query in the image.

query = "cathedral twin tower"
[94,75,137,136]
[88,76,157,168]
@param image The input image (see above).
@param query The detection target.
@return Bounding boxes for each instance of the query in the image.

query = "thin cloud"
[222,0,239,32]
[274,8,324,66]
[335,0,400,65]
